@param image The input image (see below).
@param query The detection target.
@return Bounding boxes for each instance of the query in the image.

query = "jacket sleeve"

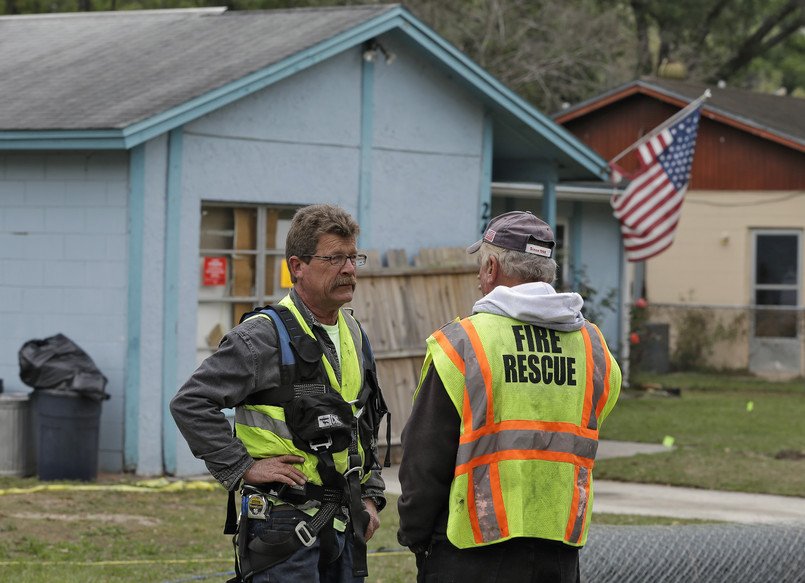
[169,317,282,490]
[396,363,460,550]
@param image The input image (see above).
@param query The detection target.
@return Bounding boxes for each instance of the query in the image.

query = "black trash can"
[18,334,109,482]
[35,390,102,481]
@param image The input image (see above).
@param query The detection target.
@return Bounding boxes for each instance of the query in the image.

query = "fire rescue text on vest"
[502,325,577,385]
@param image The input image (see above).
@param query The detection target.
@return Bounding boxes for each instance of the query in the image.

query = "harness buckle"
[309,435,333,452]
[295,521,317,547]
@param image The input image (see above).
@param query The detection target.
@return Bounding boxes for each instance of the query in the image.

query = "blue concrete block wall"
[0,152,129,473]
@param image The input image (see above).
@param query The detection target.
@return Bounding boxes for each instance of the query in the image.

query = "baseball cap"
[466,211,555,258]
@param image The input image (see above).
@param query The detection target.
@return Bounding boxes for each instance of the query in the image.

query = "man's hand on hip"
[243,455,307,486]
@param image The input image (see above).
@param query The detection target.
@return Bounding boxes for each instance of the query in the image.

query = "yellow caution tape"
[0,479,220,496]
[0,552,411,567]
[0,558,230,566]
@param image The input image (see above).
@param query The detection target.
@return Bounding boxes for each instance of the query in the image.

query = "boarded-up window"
[197,204,298,364]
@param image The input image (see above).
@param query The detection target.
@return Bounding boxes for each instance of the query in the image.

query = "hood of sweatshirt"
[472,281,585,332]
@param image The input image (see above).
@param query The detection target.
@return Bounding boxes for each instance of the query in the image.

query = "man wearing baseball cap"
[397,211,621,582]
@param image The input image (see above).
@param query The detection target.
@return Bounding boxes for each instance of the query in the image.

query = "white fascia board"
[493,181,619,202]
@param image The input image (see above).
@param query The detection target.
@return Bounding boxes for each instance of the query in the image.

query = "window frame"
[750,228,802,339]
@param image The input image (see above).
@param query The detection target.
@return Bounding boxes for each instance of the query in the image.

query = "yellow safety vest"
[234,295,370,486]
[420,312,621,548]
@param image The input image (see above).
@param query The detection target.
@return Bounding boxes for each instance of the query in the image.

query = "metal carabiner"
[343,466,364,480]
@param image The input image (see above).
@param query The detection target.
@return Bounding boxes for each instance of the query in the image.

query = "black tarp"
[18,333,109,401]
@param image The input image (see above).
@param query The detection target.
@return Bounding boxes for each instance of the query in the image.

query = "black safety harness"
[224,304,390,582]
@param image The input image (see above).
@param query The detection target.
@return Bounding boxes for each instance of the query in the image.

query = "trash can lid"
[0,393,30,402]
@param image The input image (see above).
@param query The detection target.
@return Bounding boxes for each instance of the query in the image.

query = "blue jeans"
[247,508,364,583]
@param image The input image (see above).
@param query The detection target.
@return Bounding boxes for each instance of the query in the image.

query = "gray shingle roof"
[0,6,395,130]
[646,78,805,149]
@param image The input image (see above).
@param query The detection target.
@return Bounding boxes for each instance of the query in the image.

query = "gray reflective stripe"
[440,322,489,432]
[583,322,607,431]
[471,464,502,542]
[457,428,598,466]
[343,310,366,386]
[235,406,294,442]
[568,466,590,543]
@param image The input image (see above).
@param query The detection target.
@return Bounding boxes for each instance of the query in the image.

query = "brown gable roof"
[554,77,805,153]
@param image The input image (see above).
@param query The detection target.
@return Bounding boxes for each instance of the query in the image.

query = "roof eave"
[1,4,613,175]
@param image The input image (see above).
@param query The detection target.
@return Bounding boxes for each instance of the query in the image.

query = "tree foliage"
[3,0,804,110]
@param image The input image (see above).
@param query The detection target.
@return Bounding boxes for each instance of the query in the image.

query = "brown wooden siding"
[562,95,805,190]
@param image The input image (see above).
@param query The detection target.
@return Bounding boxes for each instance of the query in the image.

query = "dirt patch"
[8,511,161,527]
[775,450,805,460]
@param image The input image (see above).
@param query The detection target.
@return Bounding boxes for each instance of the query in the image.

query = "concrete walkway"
[382,440,805,525]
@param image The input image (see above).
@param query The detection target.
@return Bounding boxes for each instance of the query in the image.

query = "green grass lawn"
[598,374,805,496]
[1,372,802,581]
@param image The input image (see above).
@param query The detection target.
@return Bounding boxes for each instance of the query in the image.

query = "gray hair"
[478,242,557,284]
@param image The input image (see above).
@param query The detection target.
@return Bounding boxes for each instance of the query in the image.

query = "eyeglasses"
[301,254,368,267]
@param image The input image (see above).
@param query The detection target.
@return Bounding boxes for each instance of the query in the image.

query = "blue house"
[0,5,622,477]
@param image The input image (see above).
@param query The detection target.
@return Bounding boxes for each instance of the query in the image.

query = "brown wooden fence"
[349,248,481,459]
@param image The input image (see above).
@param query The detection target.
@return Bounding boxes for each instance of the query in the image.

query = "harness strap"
[228,303,386,579]
[237,498,344,581]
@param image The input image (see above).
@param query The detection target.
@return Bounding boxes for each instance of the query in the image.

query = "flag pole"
[609,89,711,167]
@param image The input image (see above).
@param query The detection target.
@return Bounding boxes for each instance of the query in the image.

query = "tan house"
[555,78,805,376]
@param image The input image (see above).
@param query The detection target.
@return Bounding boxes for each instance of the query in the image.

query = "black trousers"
[417,537,580,583]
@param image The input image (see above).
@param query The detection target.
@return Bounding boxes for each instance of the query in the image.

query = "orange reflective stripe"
[580,326,595,428]
[564,465,582,542]
[455,448,595,476]
[564,465,591,544]
[460,419,599,444]
[467,466,483,544]
[591,324,613,421]
[461,319,494,426]
[433,329,465,375]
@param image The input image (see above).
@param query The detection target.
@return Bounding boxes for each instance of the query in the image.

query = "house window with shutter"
[751,229,801,339]
[197,204,299,364]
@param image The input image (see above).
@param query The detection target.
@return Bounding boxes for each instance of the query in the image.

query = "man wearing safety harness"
[171,204,389,583]
[397,211,621,582]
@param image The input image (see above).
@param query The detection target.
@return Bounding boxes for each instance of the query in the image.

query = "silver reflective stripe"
[583,322,607,431]
[236,406,294,441]
[440,322,489,432]
[343,310,366,386]
[471,464,502,542]
[457,428,598,467]
[567,466,590,543]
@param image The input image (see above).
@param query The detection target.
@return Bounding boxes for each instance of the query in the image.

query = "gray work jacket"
[170,288,386,509]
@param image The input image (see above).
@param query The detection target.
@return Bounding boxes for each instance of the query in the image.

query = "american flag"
[610,103,703,262]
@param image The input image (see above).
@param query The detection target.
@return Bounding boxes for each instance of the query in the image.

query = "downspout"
[357,44,375,249]
[479,111,493,234]
[162,127,183,475]
[124,144,146,472]
[539,165,558,232]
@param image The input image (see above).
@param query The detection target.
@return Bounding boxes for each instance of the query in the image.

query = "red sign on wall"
[203,257,227,286]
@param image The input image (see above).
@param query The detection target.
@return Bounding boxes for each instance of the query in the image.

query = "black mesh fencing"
[581,522,805,582]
